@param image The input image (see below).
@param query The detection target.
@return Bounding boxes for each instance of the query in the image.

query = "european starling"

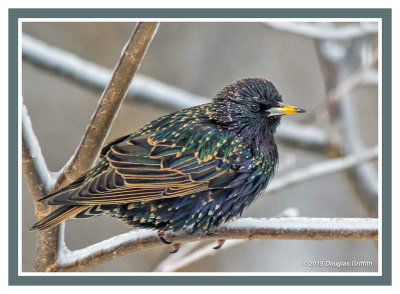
[30,78,305,251]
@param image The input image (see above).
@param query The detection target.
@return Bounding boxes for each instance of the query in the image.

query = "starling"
[30,78,305,251]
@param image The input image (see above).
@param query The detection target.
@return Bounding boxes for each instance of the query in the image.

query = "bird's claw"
[158,229,172,244]
[169,243,181,254]
[213,239,226,250]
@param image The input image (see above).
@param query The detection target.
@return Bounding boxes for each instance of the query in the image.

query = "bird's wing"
[42,126,245,206]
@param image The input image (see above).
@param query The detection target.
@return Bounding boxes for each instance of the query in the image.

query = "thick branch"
[22,103,60,271]
[22,34,329,151]
[53,22,159,189]
[23,23,159,272]
[54,217,378,272]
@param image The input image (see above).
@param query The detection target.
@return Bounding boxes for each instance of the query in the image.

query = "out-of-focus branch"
[53,217,377,272]
[337,94,379,214]
[153,207,299,272]
[266,145,378,194]
[22,102,60,272]
[264,22,378,40]
[22,33,208,109]
[314,37,379,216]
[326,49,378,106]
[53,22,159,189]
[22,34,329,152]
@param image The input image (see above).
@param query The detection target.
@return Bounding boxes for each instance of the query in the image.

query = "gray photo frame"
[9,8,391,285]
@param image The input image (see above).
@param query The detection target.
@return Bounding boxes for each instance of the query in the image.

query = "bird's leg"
[213,239,226,250]
[157,229,172,244]
[213,239,225,249]
[169,243,181,254]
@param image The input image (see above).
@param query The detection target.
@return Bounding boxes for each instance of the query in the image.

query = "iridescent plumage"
[31,78,305,237]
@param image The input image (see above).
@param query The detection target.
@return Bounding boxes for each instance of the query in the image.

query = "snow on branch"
[21,103,53,199]
[22,34,329,152]
[264,22,378,40]
[53,217,377,272]
[22,101,62,271]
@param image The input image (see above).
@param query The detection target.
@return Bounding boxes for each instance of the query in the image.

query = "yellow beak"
[268,103,306,117]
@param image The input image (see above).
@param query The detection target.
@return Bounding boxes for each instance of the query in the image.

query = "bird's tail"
[29,205,90,231]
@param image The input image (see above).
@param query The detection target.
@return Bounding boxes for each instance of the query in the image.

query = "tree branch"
[53,22,159,189]
[22,23,160,272]
[52,217,377,272]
[22,102,60,271]
[22,33,329,152]
[314,37,379,216]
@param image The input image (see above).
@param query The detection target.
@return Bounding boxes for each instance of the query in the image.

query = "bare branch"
[53,217,377,272]
[53,22,159,189]
[266,146,378,194]
[22,34,329,152]
[264,22,378,40]
[153,207,300,272]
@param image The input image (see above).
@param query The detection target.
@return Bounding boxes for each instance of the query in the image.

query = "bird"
[30,78,305,253]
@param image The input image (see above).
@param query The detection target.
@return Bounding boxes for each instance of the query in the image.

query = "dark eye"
[250,103,260,112]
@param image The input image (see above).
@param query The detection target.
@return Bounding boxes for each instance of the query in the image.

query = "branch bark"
[52,217,378,272]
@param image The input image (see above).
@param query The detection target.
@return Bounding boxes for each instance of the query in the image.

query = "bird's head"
[211,78,305,145]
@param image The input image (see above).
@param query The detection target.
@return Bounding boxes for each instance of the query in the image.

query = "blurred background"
[22,22,378,272]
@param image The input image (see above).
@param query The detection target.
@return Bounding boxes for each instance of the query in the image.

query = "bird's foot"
[213,239,226,250]
[169,243,181,254]
[158,229,172,244]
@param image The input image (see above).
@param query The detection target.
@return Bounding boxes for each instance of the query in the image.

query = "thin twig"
[53,217,377,272]
[22,34,329,151]
[266,145,378,194]
[264,22,378,40]
[325,49,378,108]
[153,207,300,272]
[154,240,246,272]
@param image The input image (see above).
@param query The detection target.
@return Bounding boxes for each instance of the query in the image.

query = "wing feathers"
[42,128,241,206]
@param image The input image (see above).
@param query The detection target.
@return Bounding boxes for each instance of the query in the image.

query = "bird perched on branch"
[30,78,305,253]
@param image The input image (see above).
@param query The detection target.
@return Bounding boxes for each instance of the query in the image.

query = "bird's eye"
[250,103,260,112]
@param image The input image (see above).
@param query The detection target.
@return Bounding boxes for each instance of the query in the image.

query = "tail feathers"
[29,205,90,231]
